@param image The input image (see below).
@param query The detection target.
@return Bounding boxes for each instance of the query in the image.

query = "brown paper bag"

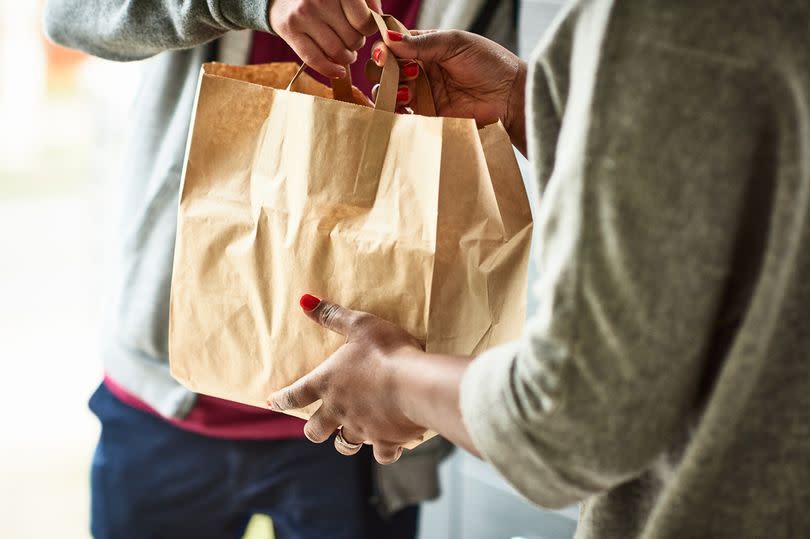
[169,15,532,444]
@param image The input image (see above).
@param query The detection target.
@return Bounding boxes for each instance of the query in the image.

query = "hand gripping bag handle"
[286,12,436,115]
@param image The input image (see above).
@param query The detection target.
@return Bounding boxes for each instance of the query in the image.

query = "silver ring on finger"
[335,429,363,452]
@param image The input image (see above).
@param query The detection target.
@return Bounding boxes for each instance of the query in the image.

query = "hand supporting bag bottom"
[169,14,533,446]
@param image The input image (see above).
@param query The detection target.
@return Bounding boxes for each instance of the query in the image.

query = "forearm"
[390,350,481,457]
[43,0,271,61]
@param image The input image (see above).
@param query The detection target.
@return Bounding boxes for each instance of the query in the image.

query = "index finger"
[299,295,364,337]
[341,0,379,35]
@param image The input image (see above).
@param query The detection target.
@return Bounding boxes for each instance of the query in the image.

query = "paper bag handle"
[285,13,436,116]
[369,12,436,116]
[286,62,356,103]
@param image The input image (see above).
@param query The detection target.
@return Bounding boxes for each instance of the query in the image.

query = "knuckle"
[352,36,366,50]
[319,302,342,329]
[275,19,293,35]
[285,10,302,27]
[310,372,328,395]
[331,48,354,64]
[292,1,313,19]
[304,423,326,442]
[312,59,333,73]
[330,402,347,418]
[352,425,368,441]
[441,30,466,54]
[353,312,375,328]
[410,33,429,50]
[446,30,465,43]
[279,391,298,410]
[341,429,362,445]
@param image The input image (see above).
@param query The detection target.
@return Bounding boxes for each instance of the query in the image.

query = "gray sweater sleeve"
[43,0,271,61]
[460,0,764,508]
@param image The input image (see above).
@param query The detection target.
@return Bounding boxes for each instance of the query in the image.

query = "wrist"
[387,348,474,433]
[388,346,430,428]
[505,60,528,155]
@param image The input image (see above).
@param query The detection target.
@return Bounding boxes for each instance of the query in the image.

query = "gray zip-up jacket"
[43,0,517,514]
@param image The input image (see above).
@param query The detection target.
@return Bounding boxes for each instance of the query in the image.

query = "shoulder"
[600,0,806,73]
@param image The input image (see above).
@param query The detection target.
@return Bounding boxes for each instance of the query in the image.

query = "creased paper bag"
[169,16,532,448]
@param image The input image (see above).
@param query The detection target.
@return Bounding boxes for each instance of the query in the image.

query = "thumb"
[385,29,457,64]
[366,0,382,13]
[299,294,363,337]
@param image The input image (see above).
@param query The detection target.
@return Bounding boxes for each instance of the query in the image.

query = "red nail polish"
[387,30,403,42]
[396,86,410,103]
[402,62,418,78]
[373,47,381,62]
[300,294,321,311]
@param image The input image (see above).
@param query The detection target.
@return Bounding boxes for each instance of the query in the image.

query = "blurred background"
[0,1,139,538]
[0,1,576,538]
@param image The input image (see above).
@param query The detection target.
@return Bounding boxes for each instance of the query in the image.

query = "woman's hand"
[370,29,528,154]
[268,295,429,465]
[269,0,382,78]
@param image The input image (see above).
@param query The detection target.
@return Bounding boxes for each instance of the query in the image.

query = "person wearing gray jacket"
[42,1,517,538]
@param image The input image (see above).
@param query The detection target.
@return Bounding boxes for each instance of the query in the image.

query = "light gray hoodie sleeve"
[460,0,763,508]
[43,0,271,61]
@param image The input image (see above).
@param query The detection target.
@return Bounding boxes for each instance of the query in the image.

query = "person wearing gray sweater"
[270,1,810,538]
[42,0,518,538]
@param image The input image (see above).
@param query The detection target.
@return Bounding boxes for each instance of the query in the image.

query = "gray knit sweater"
[461,1,810,537]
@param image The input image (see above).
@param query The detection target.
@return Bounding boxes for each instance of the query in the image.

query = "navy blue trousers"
[89,383,418,539]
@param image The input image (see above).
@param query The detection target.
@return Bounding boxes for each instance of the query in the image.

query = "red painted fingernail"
[402,61,418,78]
[396,86,410,103]
[373,47,382,62]
[387,30,403,42]
[300,294,321,312]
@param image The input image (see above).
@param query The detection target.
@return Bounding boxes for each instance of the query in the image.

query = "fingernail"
[387,30,403,42]
[334,66,347,78]
[396,86,410,103]
[300,294,321,312]
[373,47,382,63]
[402,61,418,78]
[266,395,279,411]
